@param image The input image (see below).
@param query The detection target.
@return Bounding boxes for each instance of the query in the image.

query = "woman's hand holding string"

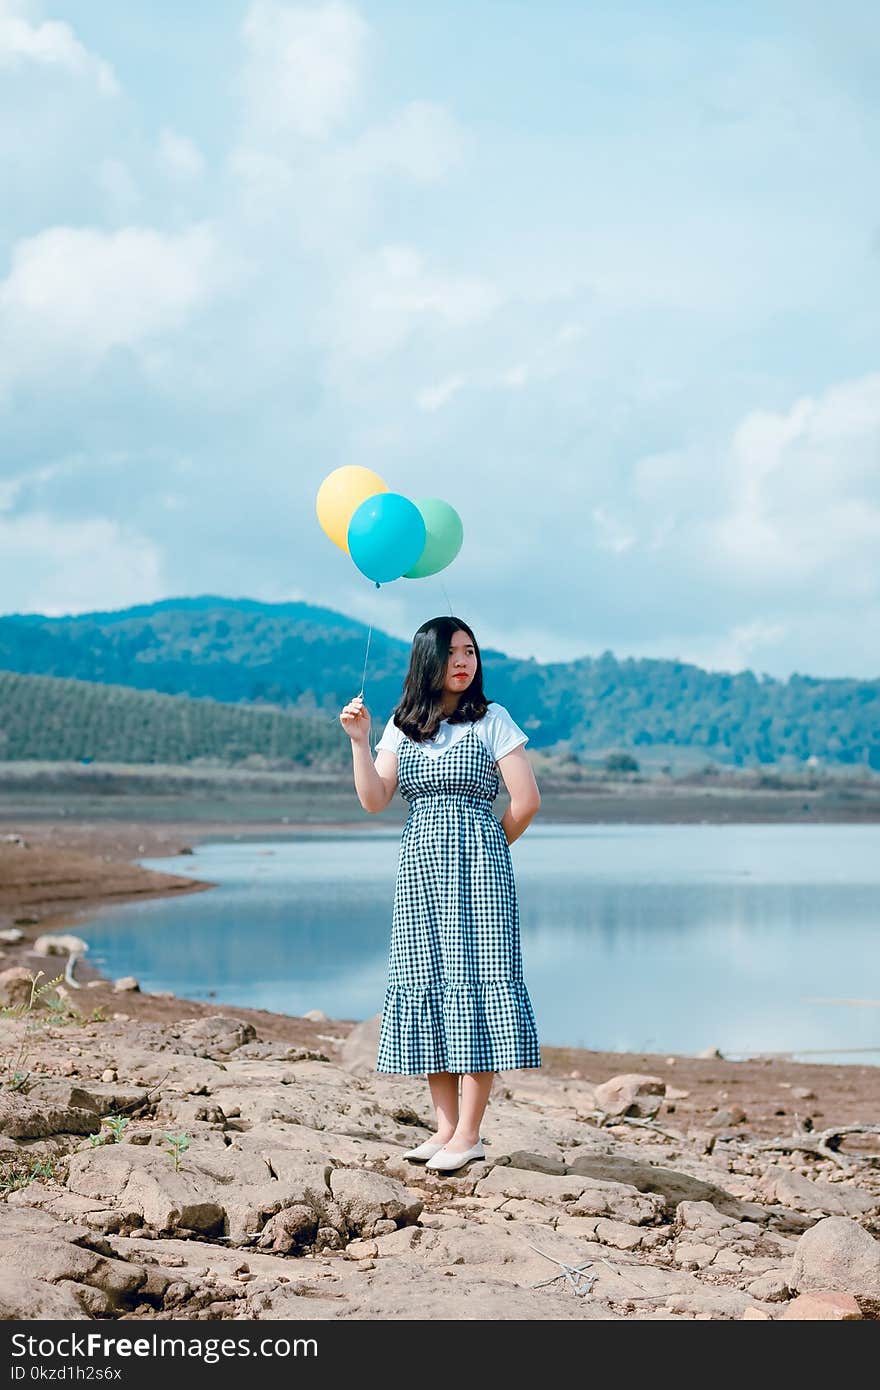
[340,694,371,746]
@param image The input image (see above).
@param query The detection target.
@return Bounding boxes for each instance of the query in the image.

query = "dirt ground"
[1,818,877,1149]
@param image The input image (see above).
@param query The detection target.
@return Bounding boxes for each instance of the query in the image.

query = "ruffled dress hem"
[376,978,542,1074]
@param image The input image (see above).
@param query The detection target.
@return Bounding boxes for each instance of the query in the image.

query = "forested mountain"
[0,597,877,767]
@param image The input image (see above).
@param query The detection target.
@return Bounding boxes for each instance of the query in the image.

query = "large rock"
[791,1217,880,1297]
[0,1269,87,1320]
[329,1168,422,1235]
[27,1079,150,1119]
[759,1166,877,1218]
[565,1153,757,1219]
[0,1208,148,1317]
[593,1074,666,1119]
[65,1140,422,1250]
[675,1200,738,1236]
[66,1145,226,1236]
[782,1291,863,1320]
[0,1092,100,1139]
[475,1165,664,1225]
[174,1016,257,1058]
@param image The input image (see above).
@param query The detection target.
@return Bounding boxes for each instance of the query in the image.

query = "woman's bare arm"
[496,745,541,845]
[340,695,399,813]
[353,746,398,813]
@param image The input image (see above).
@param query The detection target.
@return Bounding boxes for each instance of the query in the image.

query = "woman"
[339,615,542,1173]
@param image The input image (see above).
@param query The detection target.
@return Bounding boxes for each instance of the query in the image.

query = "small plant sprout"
[162,1133,190,1172]
[0,970,65,1093]
[102,1114,129,1143]
[0,1154,56,1196]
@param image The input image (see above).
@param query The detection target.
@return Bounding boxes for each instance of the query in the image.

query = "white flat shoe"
[402,1138,447,1162]
[424,1141,485,1172]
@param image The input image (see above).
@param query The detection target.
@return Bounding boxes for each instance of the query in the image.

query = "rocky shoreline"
[0,820,878,1321]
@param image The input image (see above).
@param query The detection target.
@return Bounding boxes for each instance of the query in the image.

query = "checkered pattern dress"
[376,721,541,1074]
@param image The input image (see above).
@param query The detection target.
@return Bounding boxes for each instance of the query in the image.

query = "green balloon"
[403,498,464,578]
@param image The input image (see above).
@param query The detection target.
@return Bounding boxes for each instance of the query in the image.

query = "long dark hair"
[392,616,490,742]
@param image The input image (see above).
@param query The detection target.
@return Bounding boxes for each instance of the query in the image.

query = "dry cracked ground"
[1,1008,879,1323]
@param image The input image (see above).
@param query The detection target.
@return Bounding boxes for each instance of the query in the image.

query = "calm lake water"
[78,824,880,1065]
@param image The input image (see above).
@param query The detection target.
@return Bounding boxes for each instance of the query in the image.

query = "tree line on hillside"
[0,599,878,766]
[0,670,348,769]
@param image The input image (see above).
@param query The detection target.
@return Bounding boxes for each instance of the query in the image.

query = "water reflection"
[79,823,880,1063]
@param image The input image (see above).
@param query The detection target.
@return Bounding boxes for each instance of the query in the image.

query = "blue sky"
[1,1,879,678]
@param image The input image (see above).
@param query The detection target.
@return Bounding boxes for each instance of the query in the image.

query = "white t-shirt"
[375,702,529,764]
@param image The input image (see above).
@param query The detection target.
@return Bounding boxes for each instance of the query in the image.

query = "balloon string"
[357,622,372,700]
[440,578,454,615]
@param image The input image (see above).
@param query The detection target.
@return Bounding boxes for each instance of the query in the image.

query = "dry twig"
[736,1123,880,1170]
[526,1242,597,1296]
[589,1110,682,1143]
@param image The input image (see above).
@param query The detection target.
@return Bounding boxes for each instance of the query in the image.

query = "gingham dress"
[376,720,541,1074]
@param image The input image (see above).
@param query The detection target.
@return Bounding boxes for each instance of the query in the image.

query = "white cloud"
[0,511,164,615]
[416,375,464,412]
[350,101,463,183]
[241,0,367,140]
[157,127,205,181]
[0,0,118,94]
[710,373,880,591]
[328,244,501,358]
[627,372,880,608]
[0,457,79,508]
[651,619,788,675]
[0,224,227,390]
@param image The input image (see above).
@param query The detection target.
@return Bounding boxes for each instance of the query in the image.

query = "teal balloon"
[348,492,427,584]
[403,498,464,578]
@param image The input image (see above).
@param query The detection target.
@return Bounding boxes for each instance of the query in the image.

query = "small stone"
[593,1073,666,1118]
[60,1060,77,1076]
[346,1239,379,1260]
[696,1046,724,1059]
[113,977,140,992]
[302,1009,328,1022]
[708,1104,747,1128]
[747,1272,790,1303]
[742,1307,773,1320]
[101,1069,117,1083]
[791,1086,816,1101]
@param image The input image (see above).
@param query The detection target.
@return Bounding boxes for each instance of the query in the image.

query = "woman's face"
[444,628,478,695]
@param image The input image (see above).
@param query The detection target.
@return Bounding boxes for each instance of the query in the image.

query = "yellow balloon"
[316,466,390,554]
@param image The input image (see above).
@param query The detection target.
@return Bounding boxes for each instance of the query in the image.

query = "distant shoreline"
[2,775,880,826]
